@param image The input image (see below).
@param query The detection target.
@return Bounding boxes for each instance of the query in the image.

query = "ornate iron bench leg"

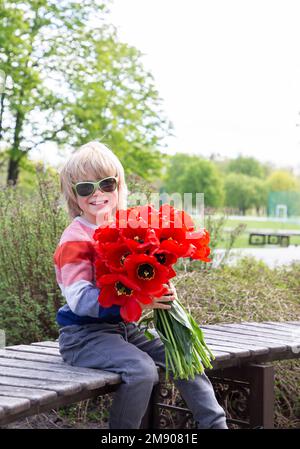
[210,363,275,429]
[141,364,275,429]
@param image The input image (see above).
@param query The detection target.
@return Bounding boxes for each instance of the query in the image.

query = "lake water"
[213,245,300,268]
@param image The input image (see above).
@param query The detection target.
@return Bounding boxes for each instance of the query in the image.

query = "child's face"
[75,174,118,225]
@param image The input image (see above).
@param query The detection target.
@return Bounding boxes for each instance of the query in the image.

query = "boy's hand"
[137,281,178,311]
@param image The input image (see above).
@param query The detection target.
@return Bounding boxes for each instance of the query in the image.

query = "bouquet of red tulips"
[93,204,215,380]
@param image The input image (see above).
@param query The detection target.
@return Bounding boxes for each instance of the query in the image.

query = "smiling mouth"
[89,200,109,206]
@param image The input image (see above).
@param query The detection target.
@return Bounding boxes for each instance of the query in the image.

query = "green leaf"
[168,299,193,331]
[144,330,156,341]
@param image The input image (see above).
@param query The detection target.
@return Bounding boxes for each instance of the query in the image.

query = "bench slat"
[0,349,65,364]
[261,322,300,332]
[202,325,292,347]
[212,323,299,341]
[202,328,287,352]
[6,345,61,356]
[204,343,250,357]
[31,341,59,348]
[205,350,231,360]
[0,358,121,383]
[233,323,300,340]
[0,375,82,396]
[241,322,297,334]
[0,386,57,405]
[0,397,30,415]
[206,339,266,356]
[0,366,112,391]
[265,321,300,328]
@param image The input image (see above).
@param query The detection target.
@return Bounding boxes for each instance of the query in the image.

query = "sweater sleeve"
[53,240,121,319]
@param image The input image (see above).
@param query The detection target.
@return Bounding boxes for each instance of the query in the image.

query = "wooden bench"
[0,321,299,429]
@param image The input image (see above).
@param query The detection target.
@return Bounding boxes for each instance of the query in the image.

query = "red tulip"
[97,273,152,322]
[124,253,171,295]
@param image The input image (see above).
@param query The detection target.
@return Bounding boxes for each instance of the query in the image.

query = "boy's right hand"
[137,282,177,310]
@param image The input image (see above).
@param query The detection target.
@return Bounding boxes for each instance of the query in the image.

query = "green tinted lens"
[76,183,95,196]
[99,177,117,192]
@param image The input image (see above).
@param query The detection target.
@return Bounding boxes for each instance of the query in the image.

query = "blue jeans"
[58,321,228,429]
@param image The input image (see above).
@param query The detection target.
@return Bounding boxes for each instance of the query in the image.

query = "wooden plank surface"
[31,341,59,348]
[0,397,30,415]
[0,366,113,391]
[0,357,121,383]
[202,324,296,345]
[0,386,57,405]
[235,323,300,340]
[202,328,286,352]
[202,342,250,357]
[206,323,299,342]
[242,321,298,333]
[0,375,82,396]
[261,322,300,332]
[0,349,66,364]
[205,339,267,356]
[265,321,300,328]
[7,345,61,356]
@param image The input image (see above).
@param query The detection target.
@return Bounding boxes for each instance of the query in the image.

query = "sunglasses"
[72,176,118,197]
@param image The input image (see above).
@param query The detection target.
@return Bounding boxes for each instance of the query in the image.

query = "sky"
[31,0,300,172]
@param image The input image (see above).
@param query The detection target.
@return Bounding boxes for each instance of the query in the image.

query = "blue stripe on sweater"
[56,303,122,327]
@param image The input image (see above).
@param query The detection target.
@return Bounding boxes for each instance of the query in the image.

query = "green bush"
[0,166,68,344]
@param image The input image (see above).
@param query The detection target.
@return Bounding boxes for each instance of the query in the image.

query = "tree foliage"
[0,0,171,184]
[164,154,224,208]
[224,173,267,214]
[266,170,300,192]
[226,155,265,178]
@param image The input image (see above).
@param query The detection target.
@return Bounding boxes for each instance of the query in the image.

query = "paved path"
[213,245,300,268]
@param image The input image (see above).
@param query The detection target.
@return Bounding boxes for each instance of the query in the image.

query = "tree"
[0,0,171,185]
[164,154,224,208]
[251,177,268,215]
[61,29,172,180]
[226,155,265,178]
[266,170,300,192]
[224,173,267,215]
[163,153,195,193]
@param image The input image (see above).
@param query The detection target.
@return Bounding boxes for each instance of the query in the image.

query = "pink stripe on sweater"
[60,222,95,245]
[60,261,94,287]
[54,265,63,284]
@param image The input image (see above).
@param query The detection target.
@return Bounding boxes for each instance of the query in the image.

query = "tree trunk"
[7,107,24,185]
[0,91,5,141]
[7,156,20,185]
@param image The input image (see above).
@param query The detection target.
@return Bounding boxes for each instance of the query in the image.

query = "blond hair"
[59,141,128,219]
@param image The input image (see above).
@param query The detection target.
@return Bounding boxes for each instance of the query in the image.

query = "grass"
[222,217,300,248]
[198,216,300,249]
[219,233,300,249]
[224,218,300,231]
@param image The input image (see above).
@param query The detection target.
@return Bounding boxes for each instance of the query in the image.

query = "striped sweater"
[53,215,122,327]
